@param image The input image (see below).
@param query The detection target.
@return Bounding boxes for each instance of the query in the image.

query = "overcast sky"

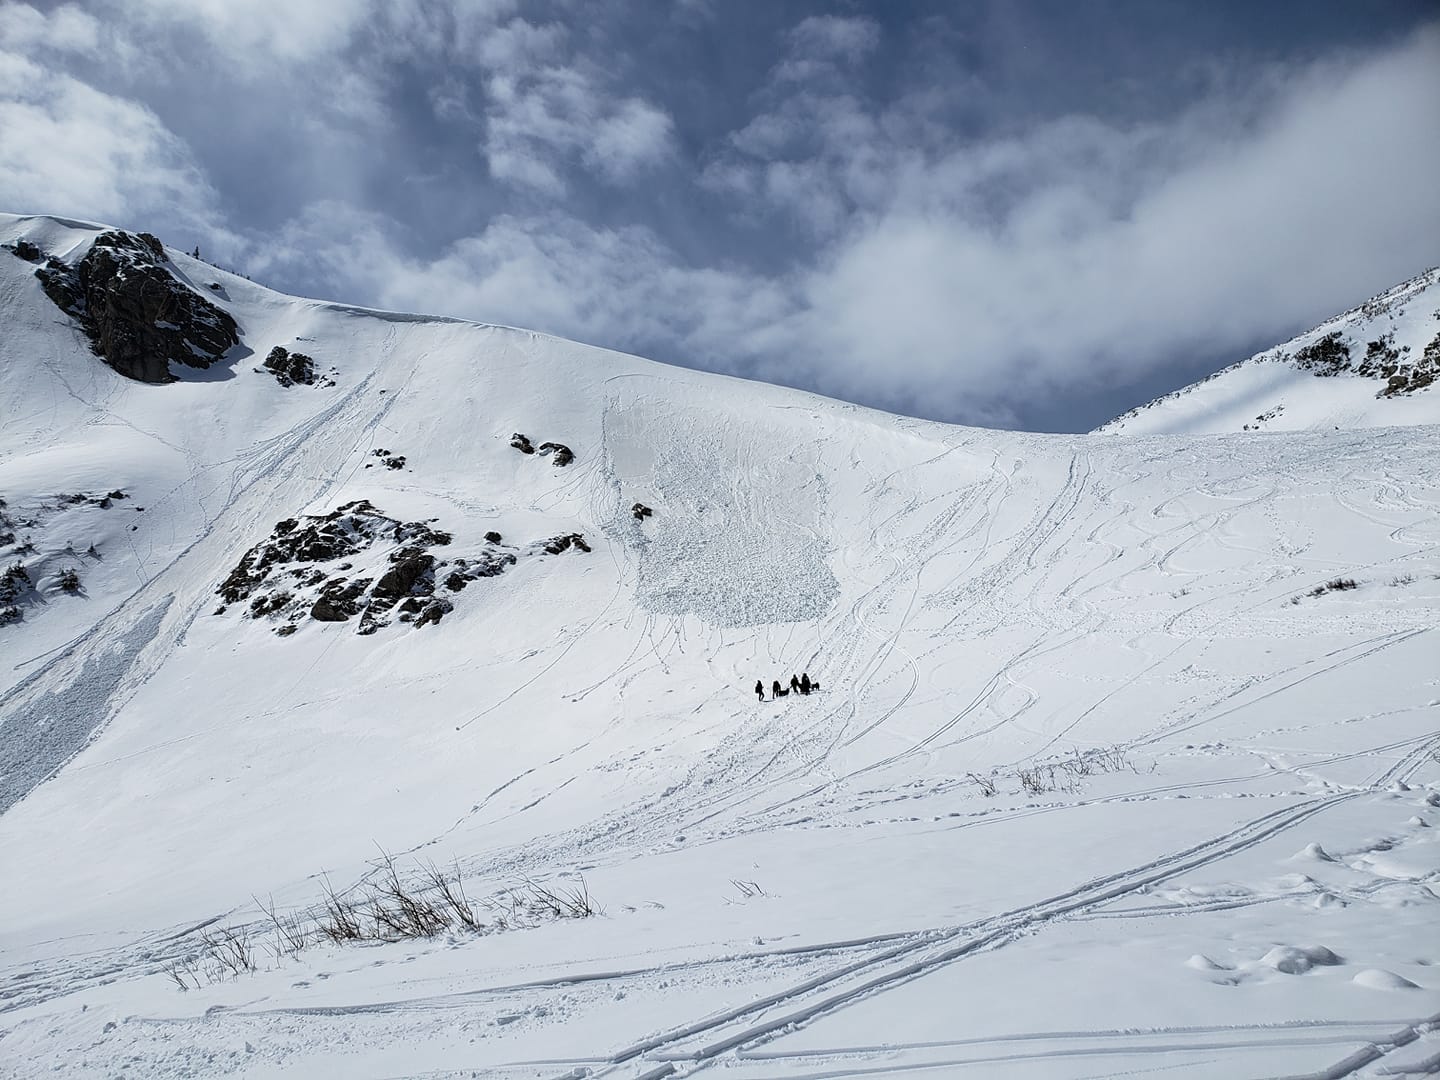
[3,1,1438,430]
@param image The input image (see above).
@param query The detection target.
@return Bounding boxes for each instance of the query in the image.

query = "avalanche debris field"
[1,213,1438,1079]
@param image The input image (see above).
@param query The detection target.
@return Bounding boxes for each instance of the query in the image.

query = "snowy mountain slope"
[1,213,1439,1079]
[1097,266,1440,434]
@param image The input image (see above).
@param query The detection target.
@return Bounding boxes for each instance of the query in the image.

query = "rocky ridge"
[216,501,590,637]
[29,230,240,383]
[260,345,335,388]
[1097,265,1440,433]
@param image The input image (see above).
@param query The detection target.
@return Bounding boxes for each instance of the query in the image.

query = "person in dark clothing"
[800,672,812,695]
[790,674,801,694]
[755,679,765,702]
[772,679,788,698]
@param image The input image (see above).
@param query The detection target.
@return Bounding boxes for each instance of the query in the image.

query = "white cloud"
[687,23,1440,421]
[476,19,676,193]
[0,2,105,56]
[249,200,793,375]
[775,15,879,82]
[101,0,376,62]
[779,25,1440,416]
[244,25,1440,427]
[5,2,1434,431]
[0,53,229,244]
[585,97,675,180]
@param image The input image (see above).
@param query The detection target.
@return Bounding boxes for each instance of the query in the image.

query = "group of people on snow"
[755,673,818,701]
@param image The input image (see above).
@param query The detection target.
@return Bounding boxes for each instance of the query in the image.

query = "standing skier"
[755,679,765,702]
[790,674,801,694]
[800,672,812,695]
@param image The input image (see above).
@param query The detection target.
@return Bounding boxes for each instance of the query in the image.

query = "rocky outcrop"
[216,502,590,636]
[538,442,574,466]
[372,551,435,600]
[542,532,591,554]
[632,503,653,520]
[444,550,516,591]
[1369,331,1439,397]
[512,433,574,465]
[260,345,332,388]
[34,230,240,384]
[366,449,405,470]
[1287,329,1437,397]
[6,239,41,262]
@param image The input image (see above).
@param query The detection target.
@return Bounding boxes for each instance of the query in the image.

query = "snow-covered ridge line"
[1097,264,1440,434]
[2,210,1438,1078]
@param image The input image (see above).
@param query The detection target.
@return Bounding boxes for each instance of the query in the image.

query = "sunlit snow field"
[1,213,1438,1079]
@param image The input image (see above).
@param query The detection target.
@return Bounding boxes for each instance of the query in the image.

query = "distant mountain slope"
[2,213,1438,1079]
[1097,267,1440,434]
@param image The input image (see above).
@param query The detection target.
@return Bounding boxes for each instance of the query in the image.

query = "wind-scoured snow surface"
[1098,266,1440,434]
[1,212,1438,1079]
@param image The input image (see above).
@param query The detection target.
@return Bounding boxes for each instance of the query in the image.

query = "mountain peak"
[1097,265,1440,434]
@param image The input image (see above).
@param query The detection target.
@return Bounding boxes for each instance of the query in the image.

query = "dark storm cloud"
[1,1,1437,430]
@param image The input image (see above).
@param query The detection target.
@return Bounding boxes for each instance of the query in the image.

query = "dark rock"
[310,596,355,622]
[329,499,375,518]
[35,230,240,384]
[34,257,82,313]
[249,590,291,617]
[0,564,31,604]
[0,605,20,626]
[391,522,450,547]
[261,346,320,388]
[372,553,434,599]
[479,551,516,574]
[1292,332,1351,377]
[537,442,574,466]
[485,531,502,543]
[365,448,411,471]
[543,532,591,555]
[217,500,528,637]
[137,232,166,259]
[415,600,452,627]
[275,623,298,637]
[1375,331,1439,398]
[9,239,41,262]
[632,502,653,520]
[510,433,535,454]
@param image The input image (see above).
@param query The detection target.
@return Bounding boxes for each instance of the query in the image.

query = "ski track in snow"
[1,215,1439,1078]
